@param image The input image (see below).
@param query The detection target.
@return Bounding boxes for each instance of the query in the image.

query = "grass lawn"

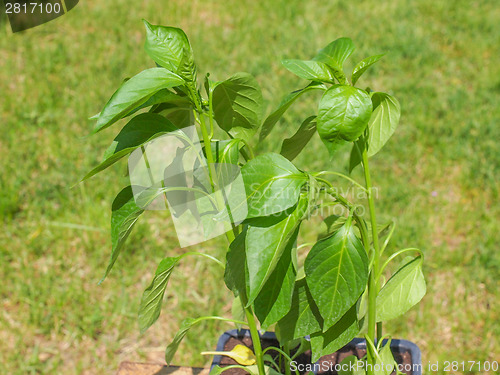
[0,0,498,374]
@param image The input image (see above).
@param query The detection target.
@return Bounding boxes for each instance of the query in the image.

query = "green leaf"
[276,278,323,343]
[224,228,248,299]
[282,60,335,83]
[338,356,366,375]
[280,116,317,161]
[376,256,426,322]
[246,197,307,304]
[351,54,384,85]
[348,137,366,174]
[241,153,308,218]
[100,186,144,283]
[231,297,245,330]
[253,229,298,329]
[84,114,178,180]
[138,256,180,333]
[259,83,325,141]
[313,38,355,85]
[94,68,184,133]
[212,72,263,141]
[366,93,401,157]
[305,220,368,328]
[375,340,395,375]
[143,20,195,81]
[154,101,194,128]
[310,305,359,362]
[317,85,372,156]
[165,317,196,364]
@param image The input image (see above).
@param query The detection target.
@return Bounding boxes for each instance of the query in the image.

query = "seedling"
[85,20,426,375]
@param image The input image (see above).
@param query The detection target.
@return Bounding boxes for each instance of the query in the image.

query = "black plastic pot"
[211,329,422,375]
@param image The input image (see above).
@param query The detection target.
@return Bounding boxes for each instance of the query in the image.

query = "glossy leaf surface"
[313,38,355,84]
[253,229,298,328]
[366,92,401,157]
[212,72,263,140]
[376,256,426,322]
[351,54,384,85]
[282,60,335,83]
[138,256,180,333]
[305,221,368,327]
[94,68,184,133]
[241,153,307,218]
[246,198,307,304]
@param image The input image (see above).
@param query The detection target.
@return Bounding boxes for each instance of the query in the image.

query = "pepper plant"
[85,20,426,375]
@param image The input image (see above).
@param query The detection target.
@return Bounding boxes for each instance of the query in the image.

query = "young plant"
[85,20,426,375]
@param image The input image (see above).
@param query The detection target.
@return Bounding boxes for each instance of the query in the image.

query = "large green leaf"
[282,60,335,83]
[154,101,194,128]
[143,20,195,81]
[240,153,308,218]
[246,197,307,304]
[280,116,317,161]
[212,72,263,140]
[253,229,298,329]
[313,38,355,85]
[94,68,184,133]
[100,186,144,282]
[366,92,401,157]
[276,278,323,343]
[259,83,325,141]
[84,114,178,180]
[305,220,368,328]
[376,256,426,322]
[310,305,359,362]
[224,228,248,299]
[318,85,372,142]
[351,54,384,85]
[138,256,180,333]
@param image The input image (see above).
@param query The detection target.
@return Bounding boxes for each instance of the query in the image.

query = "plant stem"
[245,306,266,375]
[361,148,381,375]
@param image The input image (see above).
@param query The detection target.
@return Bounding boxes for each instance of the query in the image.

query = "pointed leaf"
[310,305,359,362]
[84,114,178,180]
[226,345,257,365]
[352,54,384,85]
[282,60,335,83]
[138,256,180,333]
[143,20,194,79]
[246,198,307,303]
[338,356,366,375]
[376,256,426,322]
[280,116,317,161]
[313,38,355,85]
[94,68,184,132]
[259,83,325,141]
[253,229,298,329]
[101,186,144,282]
[212,72,263,141]
[241,153,308,218]
[165,317,196,364]
[366,93,401,157]
[375,340,395,375]
[305,221,368,328]
[276,278,323,343]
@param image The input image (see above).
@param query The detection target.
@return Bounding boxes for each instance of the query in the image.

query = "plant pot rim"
[211,329,422,375]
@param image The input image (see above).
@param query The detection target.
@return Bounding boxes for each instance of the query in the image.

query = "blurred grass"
[0,0,498,374]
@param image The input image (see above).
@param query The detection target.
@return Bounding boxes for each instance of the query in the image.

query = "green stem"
[245,306,266,375]
[361,149,381,374]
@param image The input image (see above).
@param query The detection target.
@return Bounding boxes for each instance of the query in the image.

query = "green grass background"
[0,0,498,374]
